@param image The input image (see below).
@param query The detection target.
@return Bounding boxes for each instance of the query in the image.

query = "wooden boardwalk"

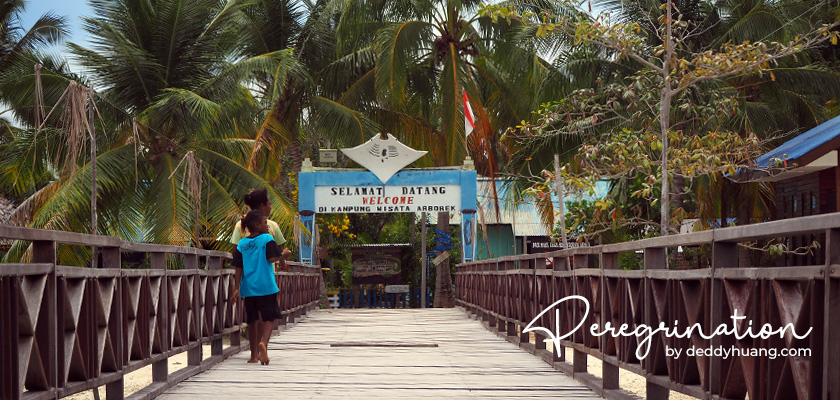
[157,308,598,399]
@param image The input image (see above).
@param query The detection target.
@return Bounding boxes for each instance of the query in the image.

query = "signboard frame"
[297,167,478,264]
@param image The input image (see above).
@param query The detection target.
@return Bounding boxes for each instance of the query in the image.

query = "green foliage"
[486,0,840,238]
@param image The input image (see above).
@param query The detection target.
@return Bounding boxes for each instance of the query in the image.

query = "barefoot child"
[230,210,284,365]
[230,188,292,359]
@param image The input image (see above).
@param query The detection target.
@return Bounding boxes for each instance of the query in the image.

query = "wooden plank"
[55,266,121,278]
[120,242,229,258]
[601,269,645,278]
[714,266,824,280]
[0,225,121,247]
[713,212,840,242]
[601,230,713,253]
[0,263,52,276]
[158,309,599,399]
[646,268,712,280]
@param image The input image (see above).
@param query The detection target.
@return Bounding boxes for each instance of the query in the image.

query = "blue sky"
[20,0,92,48]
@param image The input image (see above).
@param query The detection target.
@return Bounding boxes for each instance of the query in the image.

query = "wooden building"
[751,114,840,264]
[754,114,840,218]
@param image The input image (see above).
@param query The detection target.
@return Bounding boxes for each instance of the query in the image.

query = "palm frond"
[310,95,380,146]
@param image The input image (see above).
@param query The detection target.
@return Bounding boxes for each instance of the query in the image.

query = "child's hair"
[243,188,269,210]
[241,210,266,233]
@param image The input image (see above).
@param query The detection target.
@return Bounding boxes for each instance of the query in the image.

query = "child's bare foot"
[258,342,269,365]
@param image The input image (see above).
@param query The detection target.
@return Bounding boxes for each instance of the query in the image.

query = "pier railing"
[0,226,320,400]
[456,213,840,400]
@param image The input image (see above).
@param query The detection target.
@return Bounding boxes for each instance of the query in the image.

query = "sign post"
[298,167,477,263]
[296,134,478,302]
[421,212,427,308]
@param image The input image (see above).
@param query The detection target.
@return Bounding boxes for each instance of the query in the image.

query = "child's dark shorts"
[244,293,282,324]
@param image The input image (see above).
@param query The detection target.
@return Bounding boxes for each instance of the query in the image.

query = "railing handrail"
[0,225,321,400]
[455,213,840,400]
[458,212,840,268]
[0,225,231,258]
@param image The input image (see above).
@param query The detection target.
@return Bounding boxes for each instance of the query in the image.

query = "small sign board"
[432,251,449,266]
[353,257,400,278]
[385,285,410,293]
[320,149,338,163]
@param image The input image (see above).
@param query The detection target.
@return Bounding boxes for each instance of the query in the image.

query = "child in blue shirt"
[230,210,288,365]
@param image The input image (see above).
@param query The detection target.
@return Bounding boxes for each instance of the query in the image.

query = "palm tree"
[0,0,300,264]
[321,0,576,306]
[0,0,68,127]
[236,0,382,181]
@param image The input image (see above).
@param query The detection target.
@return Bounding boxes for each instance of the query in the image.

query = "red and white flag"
[463,90,475,138]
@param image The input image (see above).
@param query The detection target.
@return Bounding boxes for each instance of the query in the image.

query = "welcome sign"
[315,185,461,213]
[296,134,477,264]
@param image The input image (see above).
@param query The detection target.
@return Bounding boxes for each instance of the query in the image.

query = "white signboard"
[315,185,461,213]
[385,285,410,293]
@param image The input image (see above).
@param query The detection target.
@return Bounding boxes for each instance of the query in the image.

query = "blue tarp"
[756,114,840,167]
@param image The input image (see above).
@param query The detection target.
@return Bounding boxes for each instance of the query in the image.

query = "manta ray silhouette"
[342,134,427,183]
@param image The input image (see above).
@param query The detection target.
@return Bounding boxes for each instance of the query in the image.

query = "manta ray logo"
[342,134,427,183]
[368,144,399,162]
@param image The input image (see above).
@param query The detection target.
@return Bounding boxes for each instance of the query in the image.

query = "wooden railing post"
[643,247,668,400]
[600,251,619,393]
[208,256,224,357]
[534,256,549,354]
[185,253,202,366]
[519,261,533,346]
[33,240,57,398]
[102,246,124,400]
[572,253,593,375]
[825,228,840,400]
[151,253,168,383]
[709,241,736,398]
[552,253,568,364]
[0,266,21,399]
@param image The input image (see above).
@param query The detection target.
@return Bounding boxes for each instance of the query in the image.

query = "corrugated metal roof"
[756,114,840,167]
[476,180,549,237]
[430,178,610,237]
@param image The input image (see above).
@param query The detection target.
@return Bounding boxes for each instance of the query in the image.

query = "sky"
[20,0,92,50]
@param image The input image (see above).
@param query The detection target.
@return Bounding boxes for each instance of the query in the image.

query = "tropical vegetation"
[0,0,838,300]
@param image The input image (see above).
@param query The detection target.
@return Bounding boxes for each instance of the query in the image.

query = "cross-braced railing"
[456,213,840,400]
[0,226,320,400]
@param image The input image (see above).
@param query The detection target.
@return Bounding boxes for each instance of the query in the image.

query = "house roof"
[756,114,840,167]
[752,114,840,182]
[433,178,609,237]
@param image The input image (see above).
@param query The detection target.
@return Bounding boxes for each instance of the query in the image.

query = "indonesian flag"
[463,90,475,138]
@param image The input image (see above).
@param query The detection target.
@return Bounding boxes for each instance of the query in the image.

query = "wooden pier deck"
[157,308,598,399]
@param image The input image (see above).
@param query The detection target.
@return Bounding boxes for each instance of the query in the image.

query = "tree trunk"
[669,172,685,266]
[659,1,674,236]
[433,211,454,307]
[315,246,330,309]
